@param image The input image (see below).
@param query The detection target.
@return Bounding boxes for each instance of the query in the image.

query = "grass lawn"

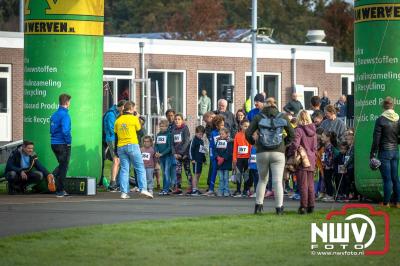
[0,208,398,266]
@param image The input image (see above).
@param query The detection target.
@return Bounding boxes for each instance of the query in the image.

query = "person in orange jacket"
[232,119,252,197]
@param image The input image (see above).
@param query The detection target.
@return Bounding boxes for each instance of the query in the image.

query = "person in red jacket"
[233,119,252,197]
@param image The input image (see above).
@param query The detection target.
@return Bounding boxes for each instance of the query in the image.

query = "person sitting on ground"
[5,140,55,194]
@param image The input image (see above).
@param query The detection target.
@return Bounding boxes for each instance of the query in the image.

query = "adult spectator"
[50,93,72,198]
[5,140,55,194]
[245,97,295,215]
[335,95,347,121]
[247,93,265,122]
[198,89,211,116]
[320,104,346,142]
[114,101,153,199]
[283,92,303,116]
[100,100,125,191]
[370,97,400,208]
[214,99,236,136]
[288,111,317,214]
[310,96,324,121]
[320,90,331,112]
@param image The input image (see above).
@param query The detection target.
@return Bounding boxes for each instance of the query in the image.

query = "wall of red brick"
[0,48,23,141]
[2,49,343,140]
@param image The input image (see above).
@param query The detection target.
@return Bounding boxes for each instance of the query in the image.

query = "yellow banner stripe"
[25,0,104,17]
[355,4,400,23]
[24,20,103,36]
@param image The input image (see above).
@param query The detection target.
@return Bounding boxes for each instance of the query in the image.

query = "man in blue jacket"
[247,93,265,122]
[50,94,72,197]
[101,100,125,191]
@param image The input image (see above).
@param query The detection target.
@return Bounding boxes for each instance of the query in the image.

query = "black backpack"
[258,112,287,150]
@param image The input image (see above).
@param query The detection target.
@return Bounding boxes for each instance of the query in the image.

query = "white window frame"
[0,64,12,141]
[302,86,319,111]
[147,69,187,117]
[103,67,136,104]
[341,74,354,95]
[197,71,235,115]
[245,72,282,110]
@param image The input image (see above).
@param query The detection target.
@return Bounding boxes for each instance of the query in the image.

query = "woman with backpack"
[245,97,295,215]
[288,110,317,214]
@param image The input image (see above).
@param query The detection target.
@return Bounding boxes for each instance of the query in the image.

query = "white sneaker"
[140,190,154,199]
[250,193,256,198]
[121,193,131,199]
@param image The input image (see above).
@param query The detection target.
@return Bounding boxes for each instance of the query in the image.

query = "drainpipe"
[19,0,24,32]
[251,0,257,108]
[291,48,296,91]
[139,42,145,115]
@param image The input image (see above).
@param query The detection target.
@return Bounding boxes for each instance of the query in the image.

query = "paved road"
[0,192,345,238]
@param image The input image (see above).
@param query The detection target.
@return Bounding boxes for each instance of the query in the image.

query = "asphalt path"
[0,192,345,238]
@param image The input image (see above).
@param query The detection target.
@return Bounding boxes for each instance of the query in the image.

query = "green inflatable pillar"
[354,1,400,200]
[24,0,104,178]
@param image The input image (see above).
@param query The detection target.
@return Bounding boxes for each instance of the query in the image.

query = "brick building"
[0,31,353,142]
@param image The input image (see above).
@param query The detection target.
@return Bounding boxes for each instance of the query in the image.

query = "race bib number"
[142,153,151,161]
[174,134,182,143]
[238,146,248,154]
[157,136,167,144]
[250,154,257,163]
[338,165,347,174]
[199,145,207,154]
[216,140,227,149]
[213,135,220,144]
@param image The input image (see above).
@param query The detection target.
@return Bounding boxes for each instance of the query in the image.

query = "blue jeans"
[379,150,400,204]
[170,155,177,187]
[118,144,147,194]
[209,158,218,191]
[145,168,154,191]
[218,170,230,194]
[160,155,172,192]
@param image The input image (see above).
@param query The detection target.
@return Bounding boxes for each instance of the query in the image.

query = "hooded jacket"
[172,124,191,156]
[289,124,317,171]
[103,105,119,143]
[245,106,295,154]
[370,109,400,157]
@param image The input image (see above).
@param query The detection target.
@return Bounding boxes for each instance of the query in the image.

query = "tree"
[321,0,354,61]
[164,0,228,41]
[0,0,19,31]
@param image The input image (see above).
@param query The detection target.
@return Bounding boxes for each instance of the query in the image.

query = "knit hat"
[254,93,265,103]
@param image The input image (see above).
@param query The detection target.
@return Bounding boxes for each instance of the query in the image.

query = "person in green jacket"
[198,89,212,116]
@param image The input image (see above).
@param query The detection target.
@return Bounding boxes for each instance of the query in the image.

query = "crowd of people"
[4,91,400,213]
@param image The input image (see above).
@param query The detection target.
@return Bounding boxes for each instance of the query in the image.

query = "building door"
[0,65,11,141]
[103,78,116,113]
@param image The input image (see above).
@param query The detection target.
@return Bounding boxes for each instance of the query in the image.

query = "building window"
[103,68,135,113]
[198,71,234,115]
[0,64,11,141]
[341,75,354,95]
[148,70,186,116]
[246,73,281,109]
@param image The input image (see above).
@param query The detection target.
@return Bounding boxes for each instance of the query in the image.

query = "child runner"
[233,119,252,197]
[203,111,216,190]
[189,125,207,196]
[248,145,259,198]
[215,127,233,197]
[205,115,225,196]
[334,141,350,201]
[141,135,157,195]
[155,119,172,195]
[171,114,193,195]
[316,127,326,200]
[321,131,338,202]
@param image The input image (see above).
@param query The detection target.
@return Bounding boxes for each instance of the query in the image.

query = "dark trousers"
[334,173,349,196]
[296,170,315,208]
[249,169,259,191]
[235,158,249,193]
[324,169,334,196]
[51,144,71,193]
[6,170,43,192]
